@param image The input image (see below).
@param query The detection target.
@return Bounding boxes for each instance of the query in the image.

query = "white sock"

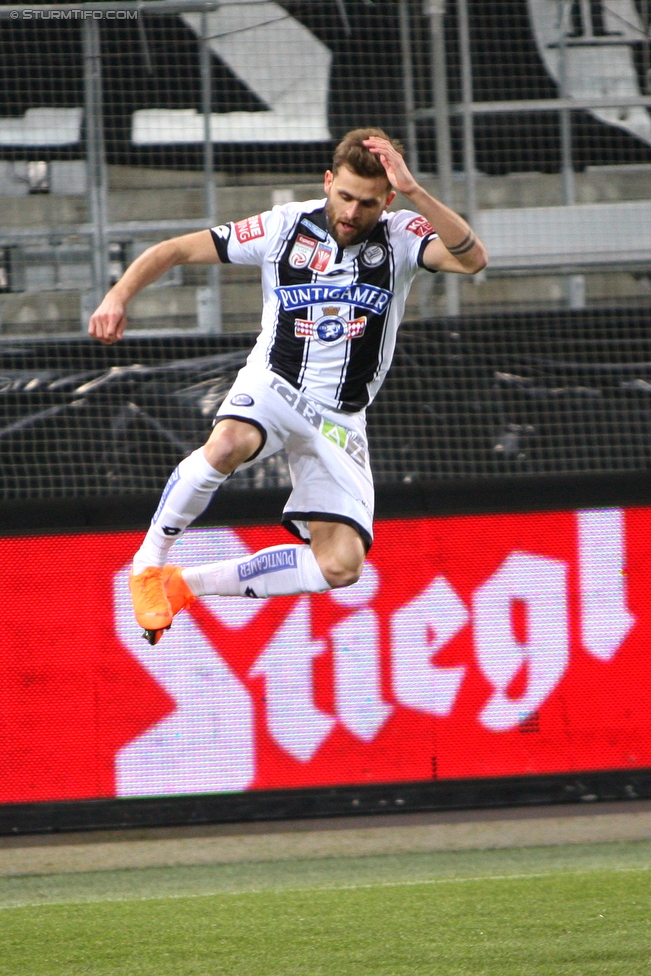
[133,448,228,573]
[181,544,331,598]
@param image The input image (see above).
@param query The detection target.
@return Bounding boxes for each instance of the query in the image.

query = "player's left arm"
[364,136,488,275]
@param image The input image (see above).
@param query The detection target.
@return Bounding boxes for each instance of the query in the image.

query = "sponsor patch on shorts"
[270,375,368,468]
[230,393,255,407]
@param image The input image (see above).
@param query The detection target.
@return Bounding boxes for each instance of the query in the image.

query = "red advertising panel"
[1,506,650,805]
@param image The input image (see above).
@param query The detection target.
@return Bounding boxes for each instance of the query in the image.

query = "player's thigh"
[283,431,374,553]
[211,366,289,469]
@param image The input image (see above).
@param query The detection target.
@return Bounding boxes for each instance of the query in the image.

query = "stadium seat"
[475,199,651,272]
[0,107,83,147]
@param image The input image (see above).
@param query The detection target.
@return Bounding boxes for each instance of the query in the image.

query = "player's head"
[324,128,401,248]
[332,128,404,185]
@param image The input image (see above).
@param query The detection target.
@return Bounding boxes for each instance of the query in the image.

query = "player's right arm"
[88,229,220,345]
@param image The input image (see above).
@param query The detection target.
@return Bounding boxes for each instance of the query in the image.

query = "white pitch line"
[0,863,649,911]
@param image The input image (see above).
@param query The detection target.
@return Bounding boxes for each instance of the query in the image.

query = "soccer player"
[89,129,487,642]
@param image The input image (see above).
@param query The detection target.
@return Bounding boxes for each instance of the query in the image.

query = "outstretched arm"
[364,137,488,275]
[88,229,220,345]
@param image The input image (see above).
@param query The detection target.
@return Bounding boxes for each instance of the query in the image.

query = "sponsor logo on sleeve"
[360,243,386,267]
[235,215,265,243]
[309,243,332,273]
[289,234,318,269]
[213,224,231,240]
[230,394,255,407]
[406,216,435,238]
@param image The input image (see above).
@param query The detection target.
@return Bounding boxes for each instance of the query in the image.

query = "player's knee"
[203,435,241,473]
[205,421,261,473]
[319,554,364,589]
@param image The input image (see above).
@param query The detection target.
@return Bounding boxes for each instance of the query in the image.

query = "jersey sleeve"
[387,209,439,275]
[210,208,280,266]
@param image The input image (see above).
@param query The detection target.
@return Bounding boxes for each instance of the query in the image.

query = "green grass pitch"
[0,840,650,975]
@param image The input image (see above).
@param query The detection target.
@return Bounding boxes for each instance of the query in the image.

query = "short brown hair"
[332,128,405,183]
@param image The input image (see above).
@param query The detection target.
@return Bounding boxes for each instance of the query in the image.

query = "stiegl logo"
[113,510,634,797]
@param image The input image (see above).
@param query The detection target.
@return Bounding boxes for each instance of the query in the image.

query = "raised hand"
[363,137,419,196]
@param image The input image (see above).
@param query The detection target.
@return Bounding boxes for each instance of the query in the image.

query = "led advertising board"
[1,506,649,806]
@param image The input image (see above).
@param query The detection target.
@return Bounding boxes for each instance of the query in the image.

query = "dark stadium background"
[1,1,651,174]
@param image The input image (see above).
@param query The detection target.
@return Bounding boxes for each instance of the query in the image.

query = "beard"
[325,200,372,248]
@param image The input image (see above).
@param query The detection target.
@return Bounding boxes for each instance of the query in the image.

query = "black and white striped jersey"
[211,198,437,413]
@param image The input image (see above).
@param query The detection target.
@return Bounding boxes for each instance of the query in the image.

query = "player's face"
[324,166,395,248]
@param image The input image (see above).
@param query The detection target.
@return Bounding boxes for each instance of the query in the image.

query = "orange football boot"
[162,564,196,616]
[129,567,173,645]
[143,565,197,646]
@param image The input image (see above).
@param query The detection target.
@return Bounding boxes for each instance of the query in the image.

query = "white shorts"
[215,365,374,549]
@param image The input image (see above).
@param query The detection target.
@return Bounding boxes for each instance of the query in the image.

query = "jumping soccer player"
[89,129,488,642]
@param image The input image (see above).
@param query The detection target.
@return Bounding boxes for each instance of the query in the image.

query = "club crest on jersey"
[360,243,386,267]
[294,306,367,345]
[289,234,318,269]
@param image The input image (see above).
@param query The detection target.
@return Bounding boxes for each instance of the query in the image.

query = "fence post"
[82,18,110,329]
[558,0,585,309]
[198,9,222,333]
[456,0,477,230]
[424,0,460,316]
[399,0,420,175]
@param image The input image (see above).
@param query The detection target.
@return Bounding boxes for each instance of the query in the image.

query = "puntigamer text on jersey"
[274,283,393,315]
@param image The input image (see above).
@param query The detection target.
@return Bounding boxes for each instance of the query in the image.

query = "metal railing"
[0,0,650,334]
[0,1,226,334]
[401,0,651,312]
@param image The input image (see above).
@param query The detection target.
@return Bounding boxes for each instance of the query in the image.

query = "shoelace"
[136,569,170,612]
